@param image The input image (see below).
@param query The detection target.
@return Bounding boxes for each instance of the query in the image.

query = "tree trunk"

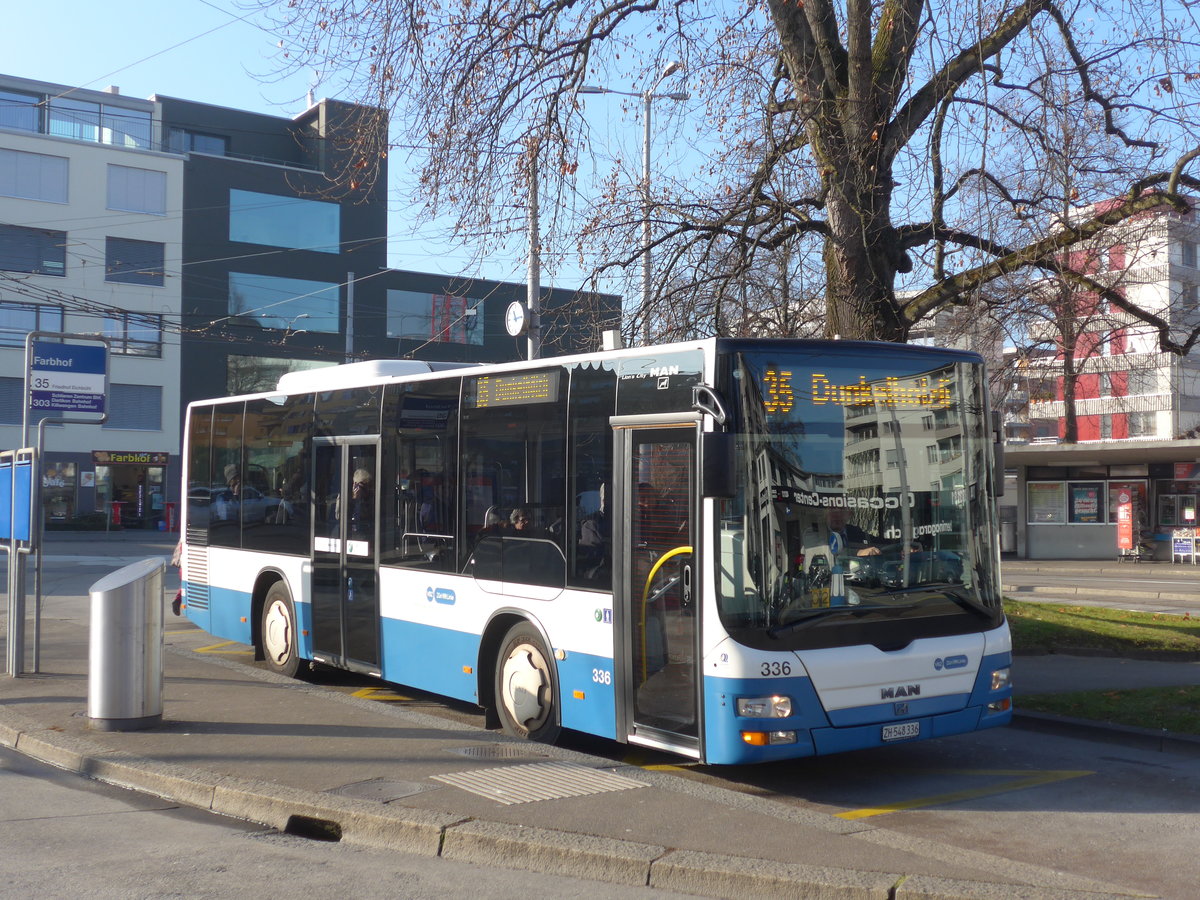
[822,191,908,342]
[1060,343,1079,443]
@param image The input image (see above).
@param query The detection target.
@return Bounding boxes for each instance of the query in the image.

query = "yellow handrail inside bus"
[639,545,692,682]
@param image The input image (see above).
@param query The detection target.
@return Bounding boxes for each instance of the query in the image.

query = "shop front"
[91,450,172,530]
[1006,439,1200,559]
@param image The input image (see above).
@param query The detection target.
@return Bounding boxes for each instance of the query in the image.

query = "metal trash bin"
[1000,520,1017,553]
[88,557,164,731]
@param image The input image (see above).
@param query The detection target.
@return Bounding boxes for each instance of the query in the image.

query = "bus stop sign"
[30,340,107,415]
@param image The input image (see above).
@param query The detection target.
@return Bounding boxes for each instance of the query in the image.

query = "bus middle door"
[613,421,700,758]
[311,437,381,675]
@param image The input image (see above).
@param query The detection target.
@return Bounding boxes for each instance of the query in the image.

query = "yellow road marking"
[836,769,1093,820]
[165,629,199,635]
[194,640,254,656]
[352,687,411,702]
[621,751,694,772]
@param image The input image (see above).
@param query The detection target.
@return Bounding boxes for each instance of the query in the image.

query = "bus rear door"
[311,437,381,674]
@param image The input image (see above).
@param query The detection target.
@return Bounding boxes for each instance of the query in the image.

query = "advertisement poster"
[1116,490,1134,551]
[1070,484,1100,523]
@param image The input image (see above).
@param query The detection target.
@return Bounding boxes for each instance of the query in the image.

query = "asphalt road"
[0,745,696,899]
[6,536,1200,898]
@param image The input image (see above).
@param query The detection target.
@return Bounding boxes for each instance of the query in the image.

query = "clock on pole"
[505,301,529,337]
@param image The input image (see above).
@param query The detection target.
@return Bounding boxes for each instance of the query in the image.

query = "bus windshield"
[716,346,1003,650]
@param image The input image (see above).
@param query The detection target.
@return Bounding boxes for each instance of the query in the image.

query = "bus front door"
[615,424,699,757]
[311,438,381,674]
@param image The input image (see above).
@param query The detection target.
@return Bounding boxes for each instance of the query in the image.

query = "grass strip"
[1004,599,1200,657]
[1018,685,1200,736]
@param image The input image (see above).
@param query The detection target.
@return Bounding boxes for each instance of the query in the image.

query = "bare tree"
[256,0,1200,345]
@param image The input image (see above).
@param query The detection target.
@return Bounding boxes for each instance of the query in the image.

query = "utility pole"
[527,142,541,361]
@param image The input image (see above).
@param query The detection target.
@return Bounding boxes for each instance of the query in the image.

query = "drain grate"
[431,761,646,805]
[449,744,550,760]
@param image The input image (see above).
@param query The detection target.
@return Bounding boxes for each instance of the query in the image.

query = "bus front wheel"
[261,582,300,678]
[495,623,561,743]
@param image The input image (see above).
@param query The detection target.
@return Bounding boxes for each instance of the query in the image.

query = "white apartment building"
[1019,201,1200,442]
[1,75,182,527]
[1000,200,1200,558]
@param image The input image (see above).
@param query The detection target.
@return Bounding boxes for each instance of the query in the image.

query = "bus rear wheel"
[261,582,300,678]
[495,623,561,743]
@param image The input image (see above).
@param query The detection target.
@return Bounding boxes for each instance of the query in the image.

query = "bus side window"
[382,381,459,573]
[567,363,616,590]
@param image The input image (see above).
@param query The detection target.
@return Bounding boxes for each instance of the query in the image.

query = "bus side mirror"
[701,432,736,498]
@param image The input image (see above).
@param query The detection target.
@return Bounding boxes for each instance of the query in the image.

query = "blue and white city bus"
[180,338,1012,765]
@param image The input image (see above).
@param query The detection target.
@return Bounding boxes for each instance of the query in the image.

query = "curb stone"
[0,698,1152,900]
[441,820,665,885]
[1011,709,1200,756]
[647,851,898,899]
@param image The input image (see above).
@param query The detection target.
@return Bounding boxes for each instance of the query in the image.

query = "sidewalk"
[1,613,1190,900]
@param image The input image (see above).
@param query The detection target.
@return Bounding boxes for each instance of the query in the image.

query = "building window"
[227,355,333,395]
[1180,283,1199,314]
[1099,372,1112,397]
[228,272,340,333]
[1068,482,1104,523]
[107,164,166,215]
[0,376,21,424]
[0,224,66,276]
[228,189,340,253]
[1027,482,1066,523]
[1182,240,1198,268]
[102,383,161,430]
[0,148,68,203]
[0,89,40,131]
[0,301,63,347]
[1100,414,1112,439]
[105,237,164,286]
[48,98,101,142]
[1127,411,1156,437]
[101,107,152,149]
[387,289,483,346]
[103,312,162,357]
[1127,369,1158,396]
[166,127,229,156]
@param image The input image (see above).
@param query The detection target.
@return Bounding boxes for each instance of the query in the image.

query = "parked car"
[845,547,963,589]
[187,484,281,527]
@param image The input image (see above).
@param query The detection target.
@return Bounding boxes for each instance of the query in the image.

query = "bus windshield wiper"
[767,603,917,639]
[882,583,995,619]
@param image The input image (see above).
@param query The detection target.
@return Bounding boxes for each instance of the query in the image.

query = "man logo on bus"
[881,684,921,699]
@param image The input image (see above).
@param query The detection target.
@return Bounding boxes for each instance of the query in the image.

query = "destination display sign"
[466,370,560,408]
[810,372,953,410]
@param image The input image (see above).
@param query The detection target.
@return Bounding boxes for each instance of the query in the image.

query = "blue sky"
[4,0,558,287]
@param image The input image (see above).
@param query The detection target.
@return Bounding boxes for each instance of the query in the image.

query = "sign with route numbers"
[29,341,107,415]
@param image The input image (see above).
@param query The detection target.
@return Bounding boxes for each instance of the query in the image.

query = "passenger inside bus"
[348,468,374,539]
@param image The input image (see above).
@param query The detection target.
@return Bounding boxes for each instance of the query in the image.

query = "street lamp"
[580,61,688,343]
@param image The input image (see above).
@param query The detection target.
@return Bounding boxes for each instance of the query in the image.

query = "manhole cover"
[325,778,428,802]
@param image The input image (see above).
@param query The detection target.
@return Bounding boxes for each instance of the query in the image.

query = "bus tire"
[495,622,561,743]
[261,581,301,678]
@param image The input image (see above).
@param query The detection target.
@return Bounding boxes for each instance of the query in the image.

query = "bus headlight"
[736,695,793,718]
[991,667,1011,691]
